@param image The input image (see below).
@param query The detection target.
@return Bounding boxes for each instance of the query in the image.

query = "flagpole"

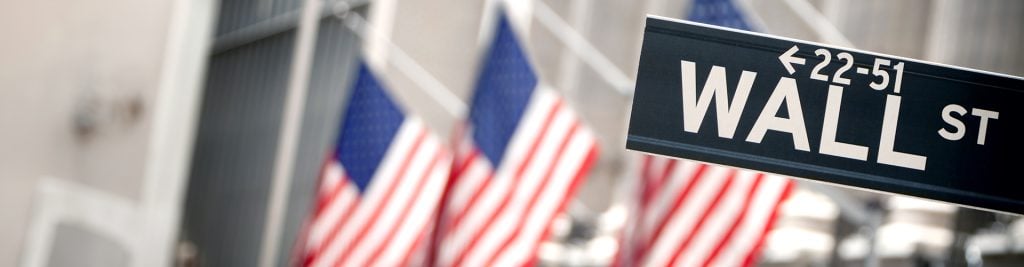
[533,1,633,95]
[332,0,635,119]
[259,0,321,265]
[332,4,467,118]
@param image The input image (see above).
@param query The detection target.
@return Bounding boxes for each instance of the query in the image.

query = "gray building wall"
[181,2,365,266]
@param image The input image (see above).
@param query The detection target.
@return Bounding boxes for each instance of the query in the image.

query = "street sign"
[627,16,1024,214]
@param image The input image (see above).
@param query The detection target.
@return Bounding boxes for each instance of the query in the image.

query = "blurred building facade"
[2,0,1024,266]
[0,0,214,266]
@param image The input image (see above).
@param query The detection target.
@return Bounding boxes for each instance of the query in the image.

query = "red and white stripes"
[435,87,599,267]
[619,155,793,267]
[302,118,450,267]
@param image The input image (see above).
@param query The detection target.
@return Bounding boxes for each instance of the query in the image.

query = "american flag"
[618,156,793,266]
[300,64,450,267]
[432,13,599,267]
[616,0,795,266]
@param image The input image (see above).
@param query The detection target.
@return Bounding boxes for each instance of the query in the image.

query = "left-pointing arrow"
[779,45,806,75]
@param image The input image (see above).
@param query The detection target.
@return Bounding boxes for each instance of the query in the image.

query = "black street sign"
[627,16,1024,214]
